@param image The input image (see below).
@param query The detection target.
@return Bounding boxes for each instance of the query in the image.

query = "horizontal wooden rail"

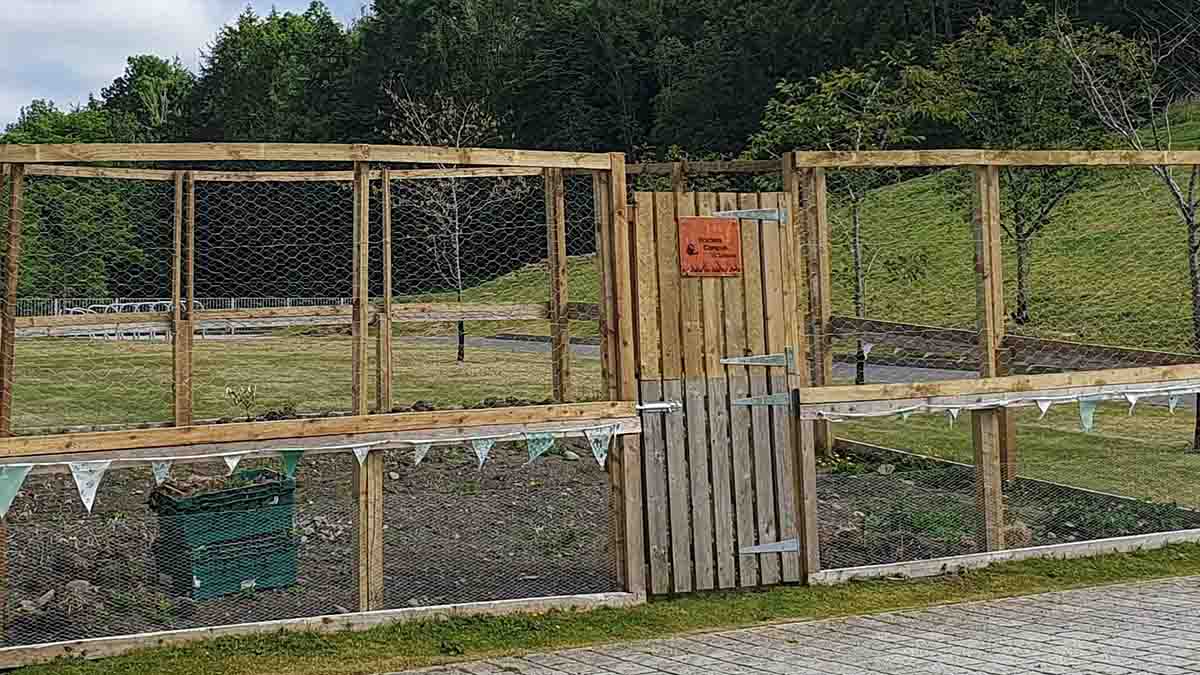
[793,149,1200,167]
[389,302,548,322]
[0,401,636,457]
[0,144,613,169]
[627,160,780,175]
[797,363,1200,405]
[23,165,176,181]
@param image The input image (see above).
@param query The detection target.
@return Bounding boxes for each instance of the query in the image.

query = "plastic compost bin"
[150,468,298,600]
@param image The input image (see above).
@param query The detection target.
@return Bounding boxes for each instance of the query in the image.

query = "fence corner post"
[972,164,1006,551]
[796,160,834,459]
[0,164,25,437]
[544,167,571,401]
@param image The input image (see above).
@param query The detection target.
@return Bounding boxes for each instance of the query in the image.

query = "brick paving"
[401,576,1200,674]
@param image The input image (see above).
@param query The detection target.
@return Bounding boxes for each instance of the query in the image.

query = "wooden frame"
[544,168,571,401]
[793,149,1200,167]
[377,168,394,414]
[0,164,24,436]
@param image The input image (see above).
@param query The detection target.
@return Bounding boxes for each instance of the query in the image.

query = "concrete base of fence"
[809,527,1200,585]
[0,591,643,668]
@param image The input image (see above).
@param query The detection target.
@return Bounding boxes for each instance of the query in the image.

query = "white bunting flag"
[353,445,371,465]
[900,411,913,421]
[471,438,495,469]
[0,465,32,519]
[223,454,244,475]
[1125,393,1140,416]
[585,426,616,468]
[526,433,555,464]
[412,443,431,466]
[1036,399,1053,419]
[1079,399,1098,432]
[151,461,172,486]
[1169,394,1182,415]
[946,408,961,427]
[861,342,874,359]
[70,460,112,513]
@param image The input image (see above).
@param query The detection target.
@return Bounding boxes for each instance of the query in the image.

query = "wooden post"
[351,161,383,610]
[972,165,1005,551]
[782,153,821,578]
[801,166,834,458]
[592,171,616,401]
[670,161,686,198]
[0,164,24,436]
[172,171,193,426]
[606,153,646,597]
[544,168,571,401]
[376,168,394,414]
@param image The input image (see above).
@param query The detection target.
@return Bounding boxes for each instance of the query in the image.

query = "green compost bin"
[151,468,299,600]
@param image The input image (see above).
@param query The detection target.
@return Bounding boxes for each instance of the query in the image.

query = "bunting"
[69,460,111,514]
[526,433,555,464]
[412,443,431,466]
[585,426,616,468]
[470,438,495,469]
[0,465,32,519]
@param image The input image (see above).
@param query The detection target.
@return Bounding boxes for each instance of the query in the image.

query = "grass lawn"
[16,543,1200,675]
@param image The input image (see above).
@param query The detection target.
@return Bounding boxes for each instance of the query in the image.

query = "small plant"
[224,384,258,420]
[817,449,868,475]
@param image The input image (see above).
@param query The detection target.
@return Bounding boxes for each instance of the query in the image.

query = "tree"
[749,58,916,383]
[379,82,533,362]
[1060,18,1200,448]
[101,55,195,142]
[1,99,121,144]
[904,6,1115,325]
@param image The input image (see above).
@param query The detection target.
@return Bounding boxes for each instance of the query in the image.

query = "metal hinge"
[722,346,794,368]
[714,208,787,222]
[637,401,682,414]
[740,538,800,554]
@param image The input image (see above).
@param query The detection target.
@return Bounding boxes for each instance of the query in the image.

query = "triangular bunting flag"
[1036,399,1053,419]
[279,450,304,479]
[69,460,111,514]
[223,454,244,476]
[0,465,32,519]
[1169,394,1181,415]
[151,461,172,486]
[1079,399,1098,432]
[412,443,431,466]
[470,438,495,469]
[585,426,616,468]
[1125,393,1140,416]
[861,342,874,359]
[900,411,913,421]
[353,445,371,465]
[946,408,961,427]
[526,433,555,464]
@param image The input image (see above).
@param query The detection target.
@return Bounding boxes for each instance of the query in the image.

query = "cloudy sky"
[1,0,368,128]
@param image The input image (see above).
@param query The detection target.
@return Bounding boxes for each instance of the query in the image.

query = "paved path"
[405,576,1200,675]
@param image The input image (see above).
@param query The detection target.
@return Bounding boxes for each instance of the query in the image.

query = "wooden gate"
[631,188,814,594]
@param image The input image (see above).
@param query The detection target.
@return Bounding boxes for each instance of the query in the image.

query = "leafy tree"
[1,99,121,144]
[750,58,916,384]
[904,6,1116,325]
[101,55,195,142]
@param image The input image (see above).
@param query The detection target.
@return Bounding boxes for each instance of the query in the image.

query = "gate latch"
[637,401,682,414]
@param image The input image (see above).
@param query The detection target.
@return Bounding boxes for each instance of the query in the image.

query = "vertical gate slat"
[635,192,671,594]
[721,192,758,588]
[740,192,781,585]
[655,191,692,593]
[697,192,736,589]
[761,192,801,582]
[678,192,715,591]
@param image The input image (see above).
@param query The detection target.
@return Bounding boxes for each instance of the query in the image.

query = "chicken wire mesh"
[12,174,176,433]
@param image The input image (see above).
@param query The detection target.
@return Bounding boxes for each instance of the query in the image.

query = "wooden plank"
[804,168,834,457]
[355,449,384,611]
[791,149,1200,167]
[782,155,819,578]
[377,168,394,414]
[670,162,686,195]
[171,172,192,426]
[634,192,661,379]
[761,191,801,582]
[545,168,570,401]
[389,166,544,180]
[607,154,646,596]
[0,165,24,436]
[0,592,641,669]
[192,170,370,183]
[639,380,672,595]
[973,164,1005,551]
[23,164,174,181]
[390,303,547,322]
[352,162,371,416]
[0,144,613,169]
[628,160,781,176]
[697,192,736,589]
[185,172,195,315]
[655,193,684,379]
[740,192,781,585]
[593,172,616,400]
[677,191,715,590]
[720,192,758,588]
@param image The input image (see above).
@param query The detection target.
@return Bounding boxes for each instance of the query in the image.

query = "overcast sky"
[1,0,368,129]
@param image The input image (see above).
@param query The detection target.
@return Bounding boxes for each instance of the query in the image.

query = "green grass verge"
[19,543,1200,675]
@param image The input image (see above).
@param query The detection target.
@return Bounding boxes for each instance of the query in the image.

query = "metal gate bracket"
[740,538,800,554]
[733,392,792,407]
[637,401,682,414]
[722,346,794,368]
[714,207,787,222]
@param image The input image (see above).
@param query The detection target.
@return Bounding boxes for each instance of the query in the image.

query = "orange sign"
[679,217,742,277]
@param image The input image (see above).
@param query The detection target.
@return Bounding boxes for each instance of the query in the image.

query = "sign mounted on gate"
[678,216,742,277]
